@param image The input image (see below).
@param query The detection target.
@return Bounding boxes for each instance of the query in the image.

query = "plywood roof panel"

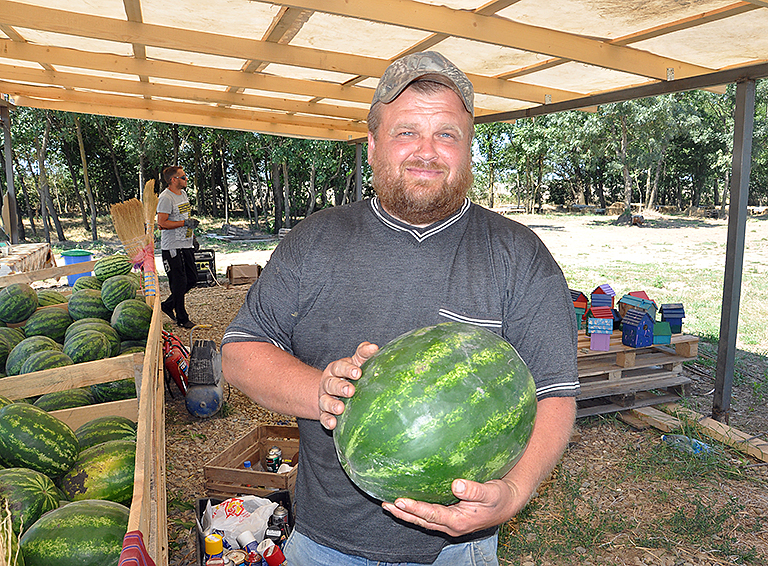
[1,0,766,140]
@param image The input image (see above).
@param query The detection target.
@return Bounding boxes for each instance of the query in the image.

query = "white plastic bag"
[202,495,277,549]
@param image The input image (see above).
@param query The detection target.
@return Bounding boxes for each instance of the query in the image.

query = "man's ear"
[367,131,375,164]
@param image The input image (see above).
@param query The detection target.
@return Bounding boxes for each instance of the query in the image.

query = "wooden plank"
[627,405,682,432]
[577,389,684,418]
[51,398,139,430]
[663,404,768,463]
[0,259,96,285]
[0,353,143,400]
[577,370,690,400]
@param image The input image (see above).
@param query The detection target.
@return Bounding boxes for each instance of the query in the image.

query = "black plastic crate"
[194,249,216,287]
[195,489,292,566]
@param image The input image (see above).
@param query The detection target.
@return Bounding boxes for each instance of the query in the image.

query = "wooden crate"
[204,425,299,498]
[0,262,167,566]
[576,330,698,418]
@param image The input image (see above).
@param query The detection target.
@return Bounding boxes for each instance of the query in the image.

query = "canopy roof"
[1,0,768,140]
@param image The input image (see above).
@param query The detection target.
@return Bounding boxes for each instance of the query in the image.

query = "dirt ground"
[162,211,768,566]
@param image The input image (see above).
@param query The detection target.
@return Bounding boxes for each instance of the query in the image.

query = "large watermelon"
[35,289,68,306]
[0,467,60,534]
[5,336,63,377]
[72,275,102,292]
[0,403,79,478]
[67,289,111,321]
[94,255,133,281]
[333,322,538,505]
[59,439,136,504]
[19,350,74,375]
[75,416,137,451]
[100,274,138,311]
[19,499,129,566]
[32,388,93,412]
[0,327,25,350]
[22,308,73,344]
[65,320,121,358]
[111,299,152,340]
[90,379,137,404]
[0,283,38,324]
[63,329,111,364]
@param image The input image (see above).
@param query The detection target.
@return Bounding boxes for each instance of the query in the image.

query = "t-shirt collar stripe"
[370,197,470,242]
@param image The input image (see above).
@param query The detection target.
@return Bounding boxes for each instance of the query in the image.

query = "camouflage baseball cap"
[372,51,474,116]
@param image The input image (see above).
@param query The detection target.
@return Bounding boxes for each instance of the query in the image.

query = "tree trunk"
[720,170,729,218]
[620,115,632,213]
[12,151,36,237]
[33,125,51,243]
[271,160,283,232]
[306,158,317,217]
[282,161,291,229]
[96,121,125,202]
[172,124,180,165]
[75,117,98,240]
[61,143,89,230]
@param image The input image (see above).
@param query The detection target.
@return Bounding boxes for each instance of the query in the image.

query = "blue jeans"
[282,529,499,566]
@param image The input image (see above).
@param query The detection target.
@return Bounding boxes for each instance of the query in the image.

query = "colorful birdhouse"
[586,305,613,323]
[591,284,616,308]
[618,294,658,320]
[588,317,613,352]
[570,289,588,330]
[621,309,654,348]
[660,303,685,333]
[653,321,672,345]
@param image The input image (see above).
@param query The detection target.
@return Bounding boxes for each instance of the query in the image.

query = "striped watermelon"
[90,379,137,404]
[63,330,111,364]
[111,299,152,340]
[0,396,12,408]
[75,416,137,451]
[72,275,102,292]
[19,499,129,566]
[36,289,68,306]
[0,283,38,324]
[0,327,25,350]
[5,336,62,377]
[32,388,92,412]
[20,350,74,375]
[67,289,111,321]
[59,439,136,504]
[94,255,133,281]
[23,307,73,343]
[65,320,121,358]
[0,403,79,478]
[100,274,138,311]
[0,467,60,534]
[333,322,538,505]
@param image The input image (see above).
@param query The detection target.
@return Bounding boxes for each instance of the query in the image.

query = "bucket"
[61,249,93,286]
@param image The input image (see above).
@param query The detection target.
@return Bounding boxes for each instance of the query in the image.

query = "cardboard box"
[204,425,299,498]
[226,263,261,286]
[195,490,292,566]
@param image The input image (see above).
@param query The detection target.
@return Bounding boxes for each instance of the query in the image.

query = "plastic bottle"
[660,433,713,456]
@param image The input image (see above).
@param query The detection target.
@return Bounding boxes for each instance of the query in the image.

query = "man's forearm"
[221,341,323,420]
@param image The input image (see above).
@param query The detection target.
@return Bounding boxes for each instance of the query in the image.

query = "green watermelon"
[0,283,38,324]
[94,255,133,281]
[111,299,152,340]
[0,327,26,350]
[59,439,136,504]
[72,275,102,292]
[0,467,60,534]
[32,388,92,412]
[0,336,11,371]
[67,289,111,321]
[19,499,129,566]
[35,289,68,306]
[0,403,79,478]
[119,346,146,355]
[0,396,12,408]
[20,351,74,375]
[64,319,120,357]
[333,322,538,505]
[22,308,73,343]
[63,330,111,364]
[5,336,62,377]
[100,274,138,311]
[75,416,137,451]
[90,379,137,404]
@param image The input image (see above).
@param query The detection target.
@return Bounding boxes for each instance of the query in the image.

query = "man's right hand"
[318,342,379,430]
[184,218,200,229]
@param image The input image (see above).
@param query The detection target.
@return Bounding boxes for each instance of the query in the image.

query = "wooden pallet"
[575,331,698,418]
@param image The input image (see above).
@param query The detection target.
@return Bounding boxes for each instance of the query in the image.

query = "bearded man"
[222,52,579,566]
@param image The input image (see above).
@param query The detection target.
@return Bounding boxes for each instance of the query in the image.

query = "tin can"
[225,549,247,565]
[204,533,224,561]
[265,446,282,473]
[235,530,260,555]
[211,528,232,551]
[244,550,262,566]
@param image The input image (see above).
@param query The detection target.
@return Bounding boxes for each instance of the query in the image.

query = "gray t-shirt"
[223,197,579,563]
[157,188,193,250]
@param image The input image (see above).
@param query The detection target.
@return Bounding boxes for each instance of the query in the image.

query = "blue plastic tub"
[61,249,93,286]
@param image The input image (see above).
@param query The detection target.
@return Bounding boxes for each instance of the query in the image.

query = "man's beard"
[372,154,473,225]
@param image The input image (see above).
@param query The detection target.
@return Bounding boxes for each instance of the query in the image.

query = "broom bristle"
[111,198,147,244]
[143,179,158,232]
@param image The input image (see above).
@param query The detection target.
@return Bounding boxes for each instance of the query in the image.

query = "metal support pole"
[713,78,755,423]
[1,103,19,244]
[355,142,362,202]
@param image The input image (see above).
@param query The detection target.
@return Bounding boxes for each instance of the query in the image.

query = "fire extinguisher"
[163,329,189,396]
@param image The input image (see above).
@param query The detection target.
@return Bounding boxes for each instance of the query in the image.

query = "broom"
[110,197,156,303]
[142,179,159,302]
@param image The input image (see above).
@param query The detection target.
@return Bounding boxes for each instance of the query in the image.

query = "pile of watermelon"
[0,395,137,566]
[0,255,154,411]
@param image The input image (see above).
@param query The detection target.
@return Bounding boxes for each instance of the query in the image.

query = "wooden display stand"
[0,262,167,566]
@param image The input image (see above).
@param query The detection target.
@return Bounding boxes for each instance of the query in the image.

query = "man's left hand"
[381,477,524,537]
